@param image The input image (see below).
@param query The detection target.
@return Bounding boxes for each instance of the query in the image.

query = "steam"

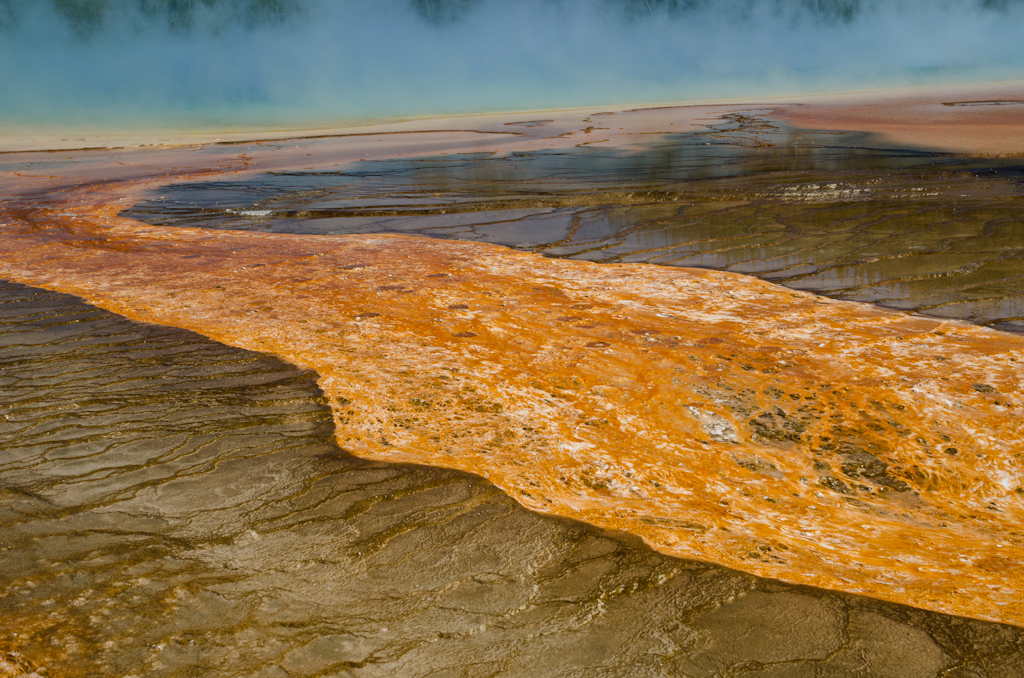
[1,0,1022,129]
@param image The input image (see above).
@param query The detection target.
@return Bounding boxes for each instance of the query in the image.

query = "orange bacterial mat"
[2,165,1022,627]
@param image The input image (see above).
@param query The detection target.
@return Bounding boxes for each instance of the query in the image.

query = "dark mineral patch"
[820,476,854,494]
[840,450,912,493]
[749,407,808,443]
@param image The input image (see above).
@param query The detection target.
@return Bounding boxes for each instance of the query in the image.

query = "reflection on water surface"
[2,280,1024,677]
[125,124,1024,333]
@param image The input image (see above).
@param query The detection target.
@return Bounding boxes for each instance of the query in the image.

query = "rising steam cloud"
[1,0,1022,129]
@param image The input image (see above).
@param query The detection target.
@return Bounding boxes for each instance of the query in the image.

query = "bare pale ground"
[3,80,1021,157]
[0,101,758,155]
[2,84,1024,629]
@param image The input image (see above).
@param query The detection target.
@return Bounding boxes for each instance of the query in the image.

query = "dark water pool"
[124,121,1024,334]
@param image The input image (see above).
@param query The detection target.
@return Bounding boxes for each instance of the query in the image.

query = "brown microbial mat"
[2,280,1024,678]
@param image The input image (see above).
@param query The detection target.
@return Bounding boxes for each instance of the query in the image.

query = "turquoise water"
[3,0,1024,126]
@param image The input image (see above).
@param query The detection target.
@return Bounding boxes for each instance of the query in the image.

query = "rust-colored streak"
[1,174,1023,627]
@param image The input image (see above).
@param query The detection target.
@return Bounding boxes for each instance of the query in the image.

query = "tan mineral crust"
[1,84,1022,628]
[770,81,1024,155]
